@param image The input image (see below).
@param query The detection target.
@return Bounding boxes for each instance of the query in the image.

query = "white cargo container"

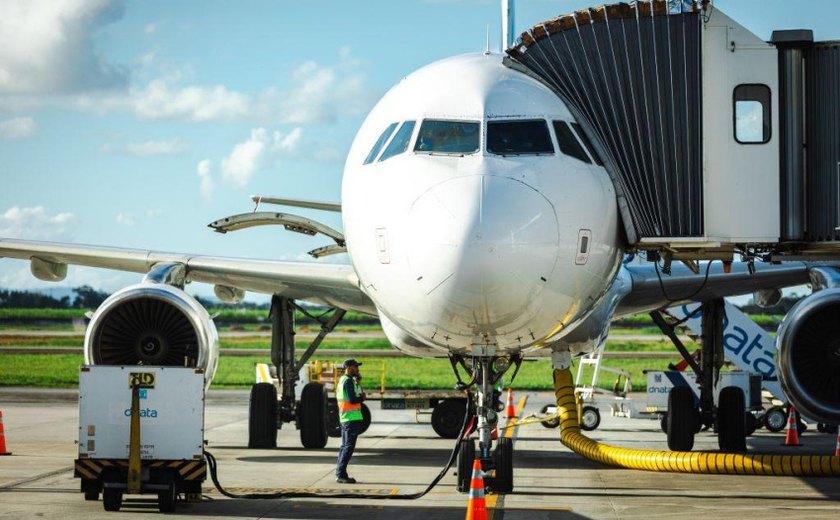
[78,365,205,460]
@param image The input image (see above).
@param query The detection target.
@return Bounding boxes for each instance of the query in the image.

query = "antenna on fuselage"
[501,0,515,50]
[485,24,491,55]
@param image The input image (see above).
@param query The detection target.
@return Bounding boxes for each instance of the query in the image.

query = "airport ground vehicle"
[75,366,206,513]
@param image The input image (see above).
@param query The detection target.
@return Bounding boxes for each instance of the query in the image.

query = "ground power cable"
[204,392,477,500]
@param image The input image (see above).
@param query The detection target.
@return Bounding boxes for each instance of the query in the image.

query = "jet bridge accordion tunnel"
[505,0,840,260]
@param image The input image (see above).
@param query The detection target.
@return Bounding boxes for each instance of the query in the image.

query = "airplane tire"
[299,382,328,449]
[432,399,466,439]
[248,383,277,449]
[456,439,475,493]
[488,437,513,494]
[717,386,747,452]
[667,386,697,451]
[540,404,559,429]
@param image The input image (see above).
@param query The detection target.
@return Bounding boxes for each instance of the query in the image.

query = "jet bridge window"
[414,120,480,155]
[364,122,398,164]
[379,121,416,162]
[734,84,771,144]
[487,119,554,155]
[553,121,592,164]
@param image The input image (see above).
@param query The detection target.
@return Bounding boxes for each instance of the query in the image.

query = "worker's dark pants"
[336,421,361,478]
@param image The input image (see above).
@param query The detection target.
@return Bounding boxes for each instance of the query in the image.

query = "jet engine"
[84,283,219,387]
[776,288,840,423]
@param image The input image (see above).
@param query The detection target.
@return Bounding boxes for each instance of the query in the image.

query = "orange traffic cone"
[505,388,517,419]
[782,406,802,447]
[464,459,487,520]
[0,410,11,456]
[834,429,840,457]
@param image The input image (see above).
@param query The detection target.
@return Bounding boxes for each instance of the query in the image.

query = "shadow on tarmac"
[232,447,605,471]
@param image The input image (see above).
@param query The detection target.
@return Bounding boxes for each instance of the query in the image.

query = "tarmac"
[1,388,838,519]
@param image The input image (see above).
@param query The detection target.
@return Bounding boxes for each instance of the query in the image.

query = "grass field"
[0,352,677,391]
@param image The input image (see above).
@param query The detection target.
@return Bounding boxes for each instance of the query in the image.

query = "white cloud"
[0,206,75,240]
[124,138,188,157]
[146,208,162,217]
[221,127,302,186]
[197,159,214,200]
[255,51,376,125]
[0,0,127,94]
[131,79,250,122]
[115,212,135,226]
[0,116,36,139]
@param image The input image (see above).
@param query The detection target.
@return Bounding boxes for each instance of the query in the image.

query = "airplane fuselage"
[342,53,623,357]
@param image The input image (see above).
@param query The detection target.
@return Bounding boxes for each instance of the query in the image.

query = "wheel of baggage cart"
[432,399,466,439]
[299,382,329,449]
[487,437,513,494]
[157,471,177,513]
[540,404,559,429]
[102,487,122,512]
[763,405,787,433]
[717,386,747,452]
[101,469,122,512]
[667,386,698,451]
[82,479,100,501]
[248,382,278,449]
[580,406,601,431]
[456,439,476,493]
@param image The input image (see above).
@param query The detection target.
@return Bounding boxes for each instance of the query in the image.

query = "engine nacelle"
[776,288,840,423]
[84,283,219,387]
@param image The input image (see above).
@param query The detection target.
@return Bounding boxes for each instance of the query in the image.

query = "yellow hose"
[553,368,840,476]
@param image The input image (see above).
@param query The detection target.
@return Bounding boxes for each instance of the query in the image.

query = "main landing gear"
[248,295,346,450]
[454,354,522,494]
[652,299,751,453]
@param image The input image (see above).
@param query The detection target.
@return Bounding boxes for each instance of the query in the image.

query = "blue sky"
[0,0,834,300]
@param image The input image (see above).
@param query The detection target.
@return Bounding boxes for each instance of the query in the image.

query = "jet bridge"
[505,0,840,262]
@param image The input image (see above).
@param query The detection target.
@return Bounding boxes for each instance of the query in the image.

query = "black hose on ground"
[204,391,475,500]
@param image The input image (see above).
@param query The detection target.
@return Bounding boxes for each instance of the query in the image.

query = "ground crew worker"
[335,358,365,483]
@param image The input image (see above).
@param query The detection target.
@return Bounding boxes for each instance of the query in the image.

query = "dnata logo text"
[124,408,159,418]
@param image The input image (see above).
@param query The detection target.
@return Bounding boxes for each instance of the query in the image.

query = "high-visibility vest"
[336,375,363,423]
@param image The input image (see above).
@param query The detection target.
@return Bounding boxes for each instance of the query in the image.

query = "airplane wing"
[615,260,814,317]
[0,237,375,314]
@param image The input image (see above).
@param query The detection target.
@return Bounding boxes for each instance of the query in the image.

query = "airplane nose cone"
[406,175,559,339]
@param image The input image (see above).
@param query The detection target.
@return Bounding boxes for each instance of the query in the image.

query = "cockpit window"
[571,122,603,166]
[553,120,591,164]
[364,122,398,164]
[487,120,554,155]
[379,121,416,162]
[414,120,480,155]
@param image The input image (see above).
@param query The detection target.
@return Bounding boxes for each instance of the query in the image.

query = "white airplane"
[2,0,838,492]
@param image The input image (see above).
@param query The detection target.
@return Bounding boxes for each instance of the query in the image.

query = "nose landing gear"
[453,353,521,495]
